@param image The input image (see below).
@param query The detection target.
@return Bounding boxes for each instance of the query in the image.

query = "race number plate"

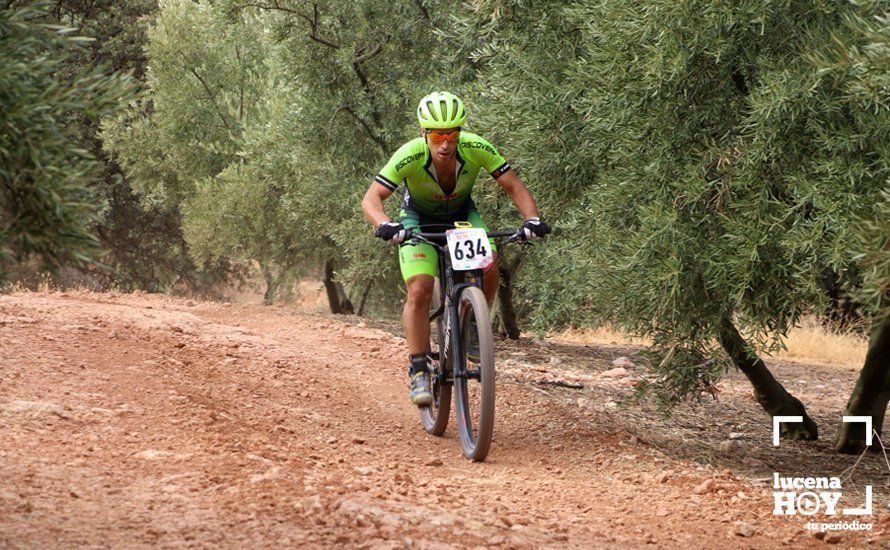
[445,227,493,271]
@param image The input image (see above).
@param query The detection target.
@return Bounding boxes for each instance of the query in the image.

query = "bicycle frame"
[407,228,521,385]
[435,256,482,384]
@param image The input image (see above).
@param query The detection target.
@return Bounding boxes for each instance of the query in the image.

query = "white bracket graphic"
[843,485,873,515]
[842,415,873,447]
[772,415,874,518]
[772,416,803,446]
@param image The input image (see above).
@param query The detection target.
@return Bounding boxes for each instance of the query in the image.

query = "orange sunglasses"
[427,129,460,144]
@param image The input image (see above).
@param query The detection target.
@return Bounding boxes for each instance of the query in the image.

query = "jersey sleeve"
[374,139,421,191]
[462,133,511,179]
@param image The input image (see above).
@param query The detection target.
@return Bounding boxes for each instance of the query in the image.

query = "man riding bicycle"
[361,91,550,406]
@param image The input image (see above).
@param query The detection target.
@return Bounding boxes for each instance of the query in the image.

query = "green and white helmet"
[416,91,466,129]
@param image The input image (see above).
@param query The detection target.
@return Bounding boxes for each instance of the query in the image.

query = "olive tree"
[1,1,134,280]
[453,0,889,448]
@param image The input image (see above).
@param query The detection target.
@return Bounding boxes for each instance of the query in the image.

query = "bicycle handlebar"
[405,229,526,249]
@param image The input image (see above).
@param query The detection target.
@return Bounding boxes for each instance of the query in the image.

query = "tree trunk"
[357,280,373,316]
[261,264,277,305]
[323,259,342,314]
[717,315,818,440]
[836,315,890,454]
[497,259,521,340]
[337,281,355,314]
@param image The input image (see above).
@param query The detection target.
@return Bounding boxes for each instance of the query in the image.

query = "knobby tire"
[453,286,495,461]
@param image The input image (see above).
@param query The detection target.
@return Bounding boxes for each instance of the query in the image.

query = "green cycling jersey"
[374,132,510,219]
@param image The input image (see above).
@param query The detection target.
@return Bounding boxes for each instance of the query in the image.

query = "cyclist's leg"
[399,209,439,356]
[465,208,499,306]
[399,208,438,405]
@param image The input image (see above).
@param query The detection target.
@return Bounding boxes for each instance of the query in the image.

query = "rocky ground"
[1,291,889,548]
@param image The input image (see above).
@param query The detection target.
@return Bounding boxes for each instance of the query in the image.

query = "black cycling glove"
[521,217,551,240]
[375,221,408,244]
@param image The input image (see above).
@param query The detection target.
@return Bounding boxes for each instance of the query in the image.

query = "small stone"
[693,479,716,495]
[601,367,628,378]
[326,437,338,445]
[425,458,444,467]
[352,437,366,445]
[719,440,747,456]
[733,521,756,537]
[824,534,842,544]
[611,356,635,368]
[133,449,192,461]
[654,471,671,484]
[728,432,745,440]
[249,467,281,484]
[2,400,70,420]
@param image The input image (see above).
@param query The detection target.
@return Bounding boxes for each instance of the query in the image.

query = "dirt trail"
[1,291,888,548]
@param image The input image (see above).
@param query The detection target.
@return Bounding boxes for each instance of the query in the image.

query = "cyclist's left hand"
[521,217,551,240]
[375,221,408,244]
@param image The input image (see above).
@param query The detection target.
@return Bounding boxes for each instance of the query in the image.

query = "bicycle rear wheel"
[420,278,451,435]
[453,286,495,461]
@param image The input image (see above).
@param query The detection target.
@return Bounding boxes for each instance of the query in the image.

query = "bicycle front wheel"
[453,286,495,461]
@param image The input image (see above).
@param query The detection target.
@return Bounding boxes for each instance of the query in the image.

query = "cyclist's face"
[424,127,459,161]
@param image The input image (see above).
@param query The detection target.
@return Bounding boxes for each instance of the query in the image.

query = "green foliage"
[105,0,462,305]
[99,0,888,413]
[448,0,889,401]
[239,0,459,297]
[46,0,212,293]
[0,1,134,280]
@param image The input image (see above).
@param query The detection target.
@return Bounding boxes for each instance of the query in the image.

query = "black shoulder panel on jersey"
[374,174,398,191]
[491,162,511,179]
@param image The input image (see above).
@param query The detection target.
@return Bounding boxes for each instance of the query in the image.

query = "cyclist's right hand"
[521,217,551,240]
[375,221,408,244]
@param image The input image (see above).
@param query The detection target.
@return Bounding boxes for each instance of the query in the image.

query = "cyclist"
[361,91,550,406]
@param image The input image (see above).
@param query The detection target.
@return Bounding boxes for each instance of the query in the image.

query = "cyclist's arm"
[496,169,540,220]
[463,133,540,220]
[363,140,416,227]
[362,180,394,226]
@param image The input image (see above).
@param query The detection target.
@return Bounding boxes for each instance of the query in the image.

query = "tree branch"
[235,46,245,122]
[305,3,341,48]
[412,0,430,20]
[236,1,341,48]
[328,105,387,154]
[351,61,383,130]
[178,51,233,132]
[353,40,386,64]
[235,1,301,15]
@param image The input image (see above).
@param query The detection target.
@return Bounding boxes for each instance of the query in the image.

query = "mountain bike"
[405,223,527,462]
